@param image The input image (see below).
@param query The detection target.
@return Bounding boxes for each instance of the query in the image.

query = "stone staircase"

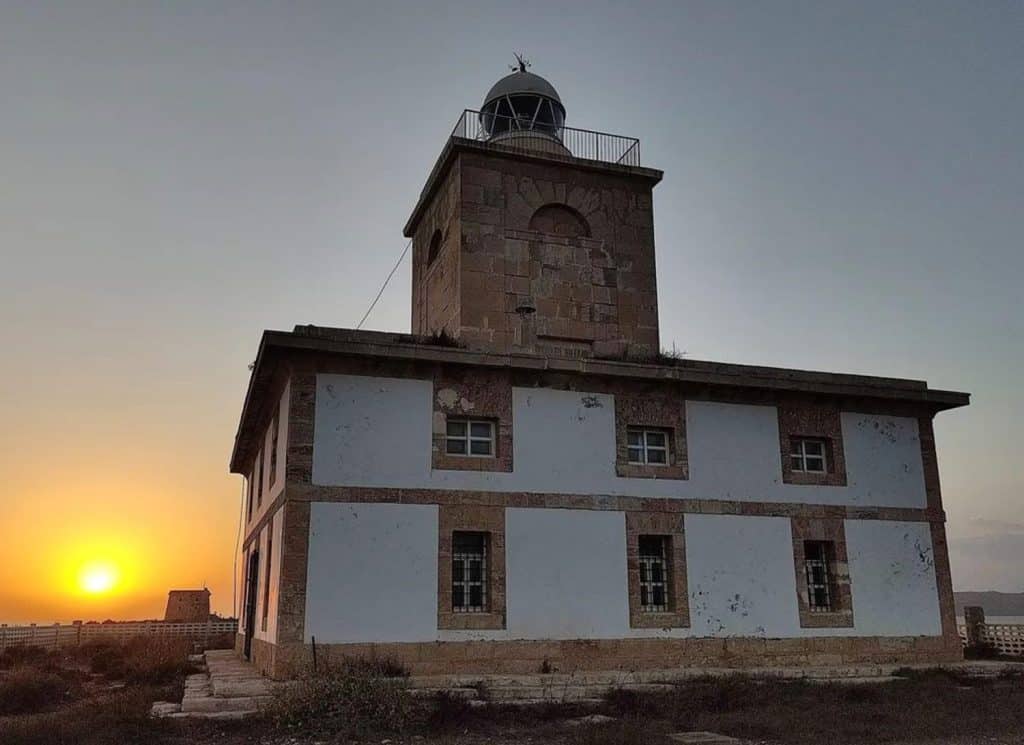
[151,650,275,720]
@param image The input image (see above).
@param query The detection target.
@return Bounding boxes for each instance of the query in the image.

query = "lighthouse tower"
[406,61,664,359]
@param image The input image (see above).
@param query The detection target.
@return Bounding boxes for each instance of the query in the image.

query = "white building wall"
[301,504,943,644]
[505,508,630,638]
[252,507,284,643]
[845,520,941,636]
[304,502,439,643]
[310,374,927,509]
[247,379,290,531]
[842,413,927,508]
[684,514,801,637]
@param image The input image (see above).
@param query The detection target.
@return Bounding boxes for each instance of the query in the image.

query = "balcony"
[451,109,641,168]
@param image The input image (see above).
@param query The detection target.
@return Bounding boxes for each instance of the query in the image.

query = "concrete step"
[181,694,272,714]
[210,677,275,698]
[409,686,479,700]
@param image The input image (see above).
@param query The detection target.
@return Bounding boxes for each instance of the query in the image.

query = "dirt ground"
[4,643,1024,745]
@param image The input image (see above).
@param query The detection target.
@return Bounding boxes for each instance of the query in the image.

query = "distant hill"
[954,591,1024,616]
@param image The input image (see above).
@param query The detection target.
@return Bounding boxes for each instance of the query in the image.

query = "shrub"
[337,654,410,678]
[0,666,69,715]
[0,687,170,745]
[267,668,413,736]
[0,646,48,670]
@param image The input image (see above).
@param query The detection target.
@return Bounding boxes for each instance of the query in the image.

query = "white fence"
[958,622,1024,657]
[0,620,238,651]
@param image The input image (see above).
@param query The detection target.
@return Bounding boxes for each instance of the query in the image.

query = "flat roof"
[228,325,970,473]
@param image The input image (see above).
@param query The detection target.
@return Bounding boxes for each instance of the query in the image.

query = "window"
[628,428,670,466]
[452,532,488,613]
[427,229,443,266]
[638,535,671,612]
[246,470,255,521]
[446,418,495,457]
[256,448,264,507]
[804,541,834,612]
[791,438,827,473]
[261,534,273,631]
[268,414,279,487]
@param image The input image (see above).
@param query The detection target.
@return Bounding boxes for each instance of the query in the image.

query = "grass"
[0,638,195,745]
[5,641,1024,745]
[0,667,72,715]
[599,672,1024,744]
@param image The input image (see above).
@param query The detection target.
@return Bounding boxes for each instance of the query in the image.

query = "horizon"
[1,2,1021,623]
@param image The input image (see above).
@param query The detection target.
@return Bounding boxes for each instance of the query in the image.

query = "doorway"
[243,550,260,660]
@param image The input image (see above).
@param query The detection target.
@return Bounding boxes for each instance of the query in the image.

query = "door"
[243,550,260,660]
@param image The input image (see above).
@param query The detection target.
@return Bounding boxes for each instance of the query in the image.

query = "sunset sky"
[1,2,1021,623]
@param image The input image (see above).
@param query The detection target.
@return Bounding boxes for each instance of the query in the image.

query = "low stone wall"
[257,634,962,680]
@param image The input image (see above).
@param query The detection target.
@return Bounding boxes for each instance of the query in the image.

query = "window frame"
[451,531,488,614]
[445,417,497,459]
[268,413,279,488]
[627,427,672,467]
[638,535,671,613]
[790,437,828,474]
[803,540,834,613]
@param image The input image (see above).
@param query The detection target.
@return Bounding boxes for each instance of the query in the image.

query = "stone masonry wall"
[457,151,659,356]
[412,160,461,338]
[410,149,660,356]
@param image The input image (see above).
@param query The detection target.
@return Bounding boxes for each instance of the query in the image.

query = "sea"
[957,616,1024,625]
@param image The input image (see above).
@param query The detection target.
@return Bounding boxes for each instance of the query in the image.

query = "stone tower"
[405,64,664,358]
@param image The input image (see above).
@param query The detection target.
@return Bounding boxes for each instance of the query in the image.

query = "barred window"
[804,540,834,612]
[791,438,827,473]
[446,418,495,457]
[638,535,671,612]
[627,428,670,466]
[452,532,488,613]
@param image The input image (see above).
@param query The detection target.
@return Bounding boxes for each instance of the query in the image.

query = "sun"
[78,561,119,595]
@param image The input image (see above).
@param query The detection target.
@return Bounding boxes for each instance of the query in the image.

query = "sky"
[0,1,1020,623]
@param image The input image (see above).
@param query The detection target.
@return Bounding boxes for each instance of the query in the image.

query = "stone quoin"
[228,65,969,679]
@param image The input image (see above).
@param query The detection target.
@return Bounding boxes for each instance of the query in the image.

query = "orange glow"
[78,560,119,594]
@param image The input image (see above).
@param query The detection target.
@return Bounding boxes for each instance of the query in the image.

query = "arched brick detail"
[528,203,591,238]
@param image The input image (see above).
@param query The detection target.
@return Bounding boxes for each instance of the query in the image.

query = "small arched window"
[528,204,590,238]
[427,229,444,266]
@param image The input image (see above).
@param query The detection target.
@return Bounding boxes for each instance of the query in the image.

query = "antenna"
[510,52,530,73]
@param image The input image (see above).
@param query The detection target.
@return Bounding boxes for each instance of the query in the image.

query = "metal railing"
[451,109,641,167]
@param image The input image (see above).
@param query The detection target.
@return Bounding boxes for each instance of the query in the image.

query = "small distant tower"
[164,588,211,622]
[407,60,663,358]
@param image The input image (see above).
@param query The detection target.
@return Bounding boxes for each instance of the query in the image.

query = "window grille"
[627,428,670,466]
[804,540,834,612]
[446,418,495,457]
[791,438,827,473]
[638,535,671,612]
[452,532,488,613]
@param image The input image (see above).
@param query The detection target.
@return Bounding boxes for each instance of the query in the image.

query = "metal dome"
[482,70,563,110]
[478,64,567,146]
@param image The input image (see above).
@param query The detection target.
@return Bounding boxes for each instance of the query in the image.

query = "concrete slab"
[668,733,742,744]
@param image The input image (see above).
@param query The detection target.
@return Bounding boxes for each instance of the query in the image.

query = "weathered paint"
[300,504,943,643]
[684,514,801,637]
[304,502,439,643]
[311,374,926,508]
[845,520,941,636]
